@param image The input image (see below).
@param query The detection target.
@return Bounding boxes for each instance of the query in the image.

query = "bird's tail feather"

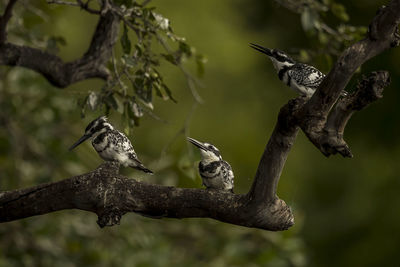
[130,161,153,174]
[128,156,154,174]
[135,164,154,174]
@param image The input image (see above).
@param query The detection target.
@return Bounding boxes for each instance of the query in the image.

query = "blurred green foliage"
[1,0,400,266]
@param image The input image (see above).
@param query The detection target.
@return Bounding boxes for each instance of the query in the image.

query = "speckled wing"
[288,63,325,89]
[112,130,153,173]
[221,160,234,190]
[108,130,136,155]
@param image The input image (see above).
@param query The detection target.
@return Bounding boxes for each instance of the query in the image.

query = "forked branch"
[297,0,400,156]
[298,71,391,158]
[0,1,119,87]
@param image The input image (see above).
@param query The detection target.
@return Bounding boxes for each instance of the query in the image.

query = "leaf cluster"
[79,1,206,131]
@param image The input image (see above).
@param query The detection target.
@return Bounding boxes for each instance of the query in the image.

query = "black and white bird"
[187,137,234,192]
[69,116,153,174]
[249,43,347,97]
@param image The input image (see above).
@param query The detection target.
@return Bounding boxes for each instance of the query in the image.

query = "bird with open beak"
[187,137,234,192]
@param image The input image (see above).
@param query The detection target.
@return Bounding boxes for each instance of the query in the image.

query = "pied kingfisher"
[250,43,347,97]
[69,116,153,174]
[187,137,234,192]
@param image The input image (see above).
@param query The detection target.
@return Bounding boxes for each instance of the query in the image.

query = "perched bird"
[187,137,234,192]
[249,43,347,97]
[69,116,153,174]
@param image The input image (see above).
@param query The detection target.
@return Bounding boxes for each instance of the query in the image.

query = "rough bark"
[0,161,293,230]
[0,1,398,230]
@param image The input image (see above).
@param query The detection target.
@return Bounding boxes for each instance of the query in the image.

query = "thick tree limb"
[0,7,119,87]
[0,161,294,231]
[248,98,305,204]
[297,0,400,156]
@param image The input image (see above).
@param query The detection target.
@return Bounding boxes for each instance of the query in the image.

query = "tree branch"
[248,98,305,204]
[297,0,400,156]
[319,71,390,157]
[297,71,390,158]
[0,0,18,44]
[47,0,101,14]
[0,161,294,231]
[0,8,119,88]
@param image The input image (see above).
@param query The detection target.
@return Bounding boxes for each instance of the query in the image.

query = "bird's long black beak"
[69,134,90,151]
[249,43,272,56]
[187,137,208,151]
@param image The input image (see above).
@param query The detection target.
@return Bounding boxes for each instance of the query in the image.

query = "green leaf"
[131,75,153,109]
[121,24,131,55]
[104,94,118,111]
[145,82,153,103]
[179,41,192,57]
[135,43,143,57]
[318,32,329,44]
[161,54,177,65]
[122,54,137,67]
[298,49,310,63]
[301,8,318,33]
[331,3,349,22]
[153,81,163,98]
[124,125,130,135]
[162,83,177,103]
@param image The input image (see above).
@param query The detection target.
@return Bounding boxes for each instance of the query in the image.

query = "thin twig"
[142,108,168,123]
[156,33,204,104]
[111,48,127,96]
[0,0,18,43]
[47,0,100,14]
[107,3,142,38]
